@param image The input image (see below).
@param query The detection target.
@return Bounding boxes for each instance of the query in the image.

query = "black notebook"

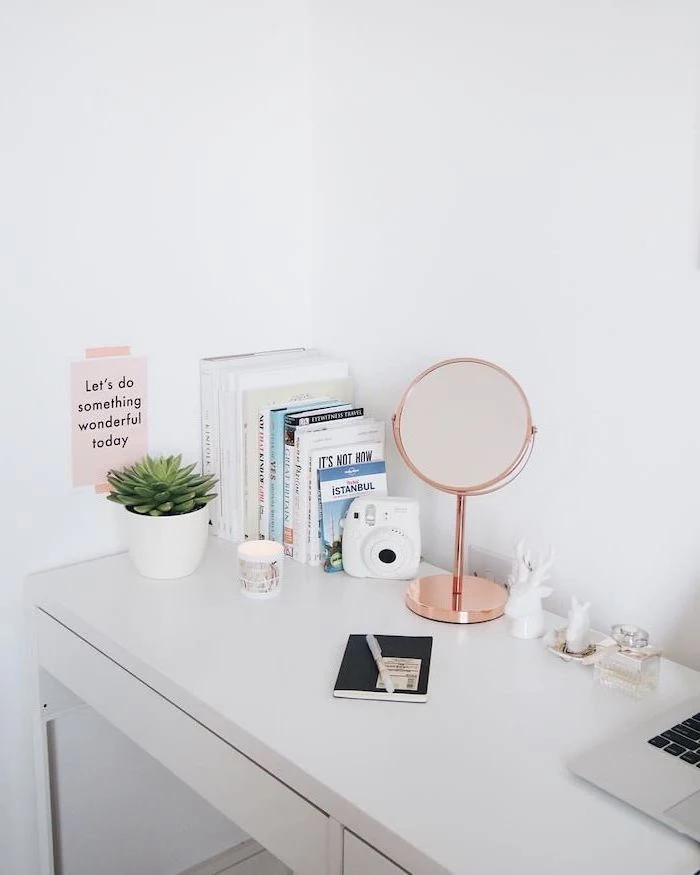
[333,634,433,702]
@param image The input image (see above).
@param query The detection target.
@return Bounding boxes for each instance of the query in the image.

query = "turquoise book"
[318,461,388,573]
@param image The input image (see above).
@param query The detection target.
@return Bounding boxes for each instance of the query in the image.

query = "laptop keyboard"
[649,713,700,766]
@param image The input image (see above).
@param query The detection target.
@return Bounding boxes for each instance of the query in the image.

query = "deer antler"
[529,548,555,586]
[508,540,532,591]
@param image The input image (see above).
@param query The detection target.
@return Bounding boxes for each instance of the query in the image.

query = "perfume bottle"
[593,624,661,698]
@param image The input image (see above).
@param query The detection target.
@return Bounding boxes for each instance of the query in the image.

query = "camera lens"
[378,548,396,565]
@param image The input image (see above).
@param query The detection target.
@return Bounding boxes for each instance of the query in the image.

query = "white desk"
[28,539,700,875]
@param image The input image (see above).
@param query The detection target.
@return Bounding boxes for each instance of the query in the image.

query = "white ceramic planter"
[124,504,210,579]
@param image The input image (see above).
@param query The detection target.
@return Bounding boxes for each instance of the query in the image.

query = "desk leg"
[33,717,55,875]
[27,604,56,875]
[28,607,88,875]
[326,819,343,875]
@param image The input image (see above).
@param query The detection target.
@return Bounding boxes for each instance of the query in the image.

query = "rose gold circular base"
[406,574,507,623]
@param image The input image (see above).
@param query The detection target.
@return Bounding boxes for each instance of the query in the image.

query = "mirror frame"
[392,357,534,496]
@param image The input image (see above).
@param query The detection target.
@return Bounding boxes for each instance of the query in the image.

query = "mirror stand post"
[405,492,508,624]
[452,492,466,601]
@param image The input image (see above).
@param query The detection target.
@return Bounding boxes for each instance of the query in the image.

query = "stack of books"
[200,349,387,569]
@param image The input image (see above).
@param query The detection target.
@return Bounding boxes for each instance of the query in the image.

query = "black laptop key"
[661,730,694,749]
[685,718,700,733]
[665,743,686,756]
[681,751,700,764]
[648,736,669,749]
[673,723,700,741]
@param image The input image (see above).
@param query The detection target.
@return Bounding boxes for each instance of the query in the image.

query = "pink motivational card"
[70,351,148,488]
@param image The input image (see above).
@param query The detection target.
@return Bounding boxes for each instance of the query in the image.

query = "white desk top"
[29,540,700,875]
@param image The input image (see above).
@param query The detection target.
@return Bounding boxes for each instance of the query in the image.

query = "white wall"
[311,1,700,662]
[1,2,311,872]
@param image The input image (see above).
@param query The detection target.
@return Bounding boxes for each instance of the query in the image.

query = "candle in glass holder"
[238,540,284,599]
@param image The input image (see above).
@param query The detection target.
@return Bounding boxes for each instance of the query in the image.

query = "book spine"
[307,451,322,566]
[225,377,247,543]
[234,387,248,542]
[220,382,238,541]
[244,403,264,540]
[300,434,317,566]
[283,422,296,556]
[200,360,222,535]
[268,409,284,543]
[258,409,270,539]
[296,407,364,427]
[292,430,307,563]
[200,365,215,479]
[242,407,250,539]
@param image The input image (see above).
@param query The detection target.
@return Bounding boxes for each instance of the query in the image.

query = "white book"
[300,424,385,566]
[258,406,272,539]
[238,366,352,541]
[199,349,306,536]
[213,349,314,541]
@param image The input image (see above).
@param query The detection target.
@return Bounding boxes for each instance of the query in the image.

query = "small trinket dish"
[547,627,597,663]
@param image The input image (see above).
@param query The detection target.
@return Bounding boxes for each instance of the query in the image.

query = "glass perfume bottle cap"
[612,624,649,649]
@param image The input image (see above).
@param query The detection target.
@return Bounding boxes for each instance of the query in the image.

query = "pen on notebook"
[366,634,395,694]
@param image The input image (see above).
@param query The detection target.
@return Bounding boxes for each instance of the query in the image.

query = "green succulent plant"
[106,454,218,517]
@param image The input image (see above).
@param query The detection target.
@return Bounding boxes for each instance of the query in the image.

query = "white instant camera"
[342,497,421,580]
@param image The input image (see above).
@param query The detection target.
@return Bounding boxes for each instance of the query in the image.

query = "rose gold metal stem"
[404,487,507,623]
[453,493,466,598]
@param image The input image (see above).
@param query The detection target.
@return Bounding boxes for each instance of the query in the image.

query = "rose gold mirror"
[393,358,536,623]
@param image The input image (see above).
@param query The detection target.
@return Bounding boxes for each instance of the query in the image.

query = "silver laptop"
[569,695,700,839]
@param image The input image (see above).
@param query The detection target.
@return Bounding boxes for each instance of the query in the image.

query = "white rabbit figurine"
[565,596,591,654]
[504,541,554,639]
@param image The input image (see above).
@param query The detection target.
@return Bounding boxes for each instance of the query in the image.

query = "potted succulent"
[106,454,217,579]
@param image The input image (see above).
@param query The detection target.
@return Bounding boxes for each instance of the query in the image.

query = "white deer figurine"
[504,541,554,639]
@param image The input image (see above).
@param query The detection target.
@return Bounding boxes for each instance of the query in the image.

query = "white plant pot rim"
[125,503,209,518]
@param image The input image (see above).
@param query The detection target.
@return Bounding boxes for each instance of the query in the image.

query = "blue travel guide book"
[318,460,388,573]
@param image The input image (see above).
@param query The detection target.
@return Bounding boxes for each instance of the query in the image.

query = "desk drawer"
[36,610,328,875]
[344,833,408,875]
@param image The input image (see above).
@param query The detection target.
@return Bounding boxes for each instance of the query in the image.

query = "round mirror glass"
[394,358,532,494]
